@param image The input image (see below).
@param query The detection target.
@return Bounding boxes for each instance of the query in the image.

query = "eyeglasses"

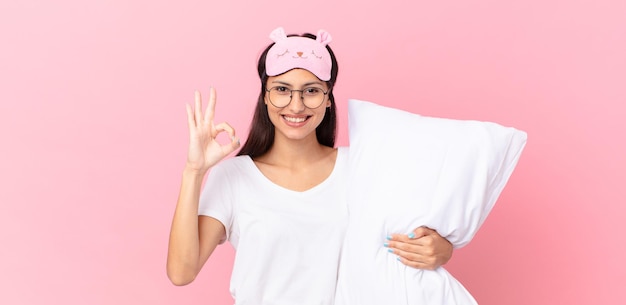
[265,86,329,109]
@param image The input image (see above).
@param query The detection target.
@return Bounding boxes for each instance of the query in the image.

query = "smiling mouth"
[283,115,310,123]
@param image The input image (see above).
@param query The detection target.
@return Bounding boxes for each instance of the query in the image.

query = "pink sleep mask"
[265,27,333,81]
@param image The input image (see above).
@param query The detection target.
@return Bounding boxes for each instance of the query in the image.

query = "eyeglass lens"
[268,87,326,108]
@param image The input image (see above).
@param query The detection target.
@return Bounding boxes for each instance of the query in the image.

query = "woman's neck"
[257,136,332,168]
[251,136,338,192]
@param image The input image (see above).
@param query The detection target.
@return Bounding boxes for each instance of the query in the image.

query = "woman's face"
[265,68,330,143]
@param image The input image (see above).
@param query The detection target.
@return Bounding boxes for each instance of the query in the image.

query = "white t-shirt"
[198,147,349,305]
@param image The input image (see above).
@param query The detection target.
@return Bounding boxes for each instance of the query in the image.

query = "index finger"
[205,87,217,123]
[387,226,433,242]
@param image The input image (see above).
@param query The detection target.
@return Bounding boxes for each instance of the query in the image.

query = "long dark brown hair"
[237,32,339,158]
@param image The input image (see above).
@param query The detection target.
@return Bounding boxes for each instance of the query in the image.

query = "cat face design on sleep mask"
[265,27,333,81]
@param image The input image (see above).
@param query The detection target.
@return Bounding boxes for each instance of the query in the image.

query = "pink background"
[1,0,625,304]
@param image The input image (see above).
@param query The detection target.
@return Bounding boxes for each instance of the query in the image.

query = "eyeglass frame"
[265,86,330,109]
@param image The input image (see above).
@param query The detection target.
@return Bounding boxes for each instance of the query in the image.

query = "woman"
[167,27,452,304]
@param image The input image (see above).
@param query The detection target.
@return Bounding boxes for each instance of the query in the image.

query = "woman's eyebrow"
[302,81,325,87]
[269,80,325,87]
[269,80,292,87]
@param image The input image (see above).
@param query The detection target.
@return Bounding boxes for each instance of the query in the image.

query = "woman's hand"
[185,88,240,173]
[384,227,453,270]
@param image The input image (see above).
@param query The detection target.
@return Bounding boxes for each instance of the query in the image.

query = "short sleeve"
[198,161,235,243]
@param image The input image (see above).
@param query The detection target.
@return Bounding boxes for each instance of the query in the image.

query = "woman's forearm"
[166,167,206,285]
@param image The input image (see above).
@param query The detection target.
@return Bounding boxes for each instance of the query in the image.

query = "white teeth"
[284,116,307,123]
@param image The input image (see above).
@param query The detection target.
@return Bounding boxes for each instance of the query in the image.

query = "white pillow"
[334,99,527,305]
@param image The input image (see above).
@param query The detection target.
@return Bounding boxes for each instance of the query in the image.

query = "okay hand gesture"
[185,88,240,173]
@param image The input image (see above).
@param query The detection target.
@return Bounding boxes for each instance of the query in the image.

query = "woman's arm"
[167,169,225,285]
[384,227,453,270]
[166,89,239,285]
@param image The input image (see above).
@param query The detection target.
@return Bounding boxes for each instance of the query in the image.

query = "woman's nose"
[288,91,306,111]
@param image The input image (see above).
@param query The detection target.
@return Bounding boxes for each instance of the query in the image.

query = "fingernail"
[388,249,393,253]
[383,242,389,247]
[408,232,415,239]
[386,235,392,240]
[396,257,401,261]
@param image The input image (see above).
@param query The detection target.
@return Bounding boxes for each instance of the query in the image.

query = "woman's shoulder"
[210,155,254,176]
